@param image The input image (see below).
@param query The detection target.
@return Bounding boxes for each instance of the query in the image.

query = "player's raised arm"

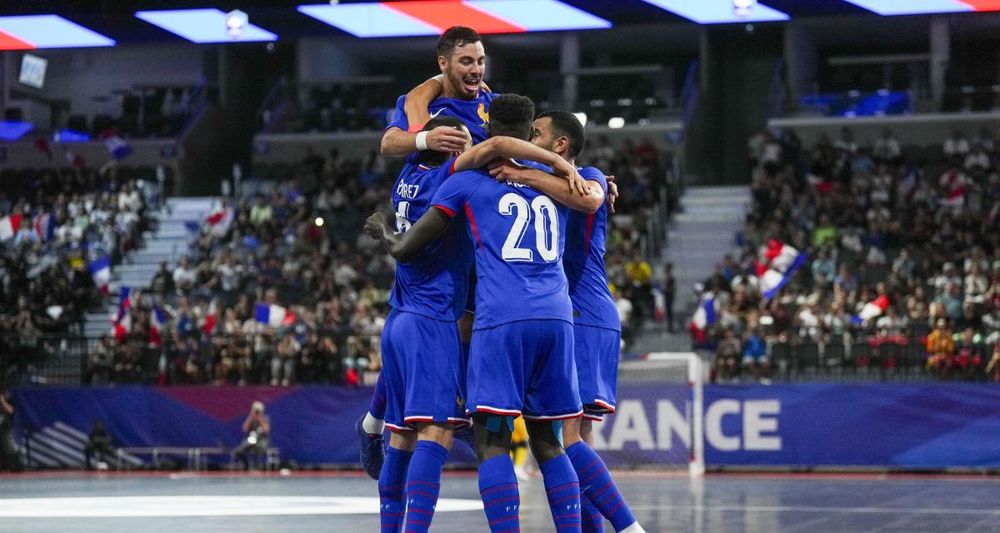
[364,210,450,264]
[489,160,603,214]
[403,76,445,129]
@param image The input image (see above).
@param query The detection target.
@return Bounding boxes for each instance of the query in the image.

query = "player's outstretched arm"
[452,136,573,176]
[364,210,449,263]
[381,125,469,156]
[489,161,603,214]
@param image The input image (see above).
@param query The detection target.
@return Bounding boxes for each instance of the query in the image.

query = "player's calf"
[379,431,416,533]
[473,414,520,533]
[404,423,453,533]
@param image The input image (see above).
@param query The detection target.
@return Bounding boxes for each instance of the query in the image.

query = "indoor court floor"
[0,470,997,532]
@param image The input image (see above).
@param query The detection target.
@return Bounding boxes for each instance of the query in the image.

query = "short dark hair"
[417,116,468,165]
[488,94,535,141]
[437,26,482,58]
[537,110,586,159]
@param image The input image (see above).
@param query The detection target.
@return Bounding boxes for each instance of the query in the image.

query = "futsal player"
[359,25,497,480]
[492,111,646,533]
[366,94,595,533]
[375,113,590,533]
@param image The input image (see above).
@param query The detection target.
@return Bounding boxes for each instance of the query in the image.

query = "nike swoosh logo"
[429,109,444,118]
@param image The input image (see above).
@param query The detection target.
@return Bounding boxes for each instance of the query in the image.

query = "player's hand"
[489,159,529,184]
[481,80,492,93]
[605,174,619,213]
[426,126,468,152]
[364,212,389,240]
[553,160,590,197]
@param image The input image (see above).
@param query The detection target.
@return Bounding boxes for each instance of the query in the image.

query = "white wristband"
[415,131,429,151]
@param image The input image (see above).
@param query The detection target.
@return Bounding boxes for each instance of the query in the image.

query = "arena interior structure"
[0,1,998,532]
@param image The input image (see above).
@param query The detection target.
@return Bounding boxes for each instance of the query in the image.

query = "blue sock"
[581,493,605,533]
[539,454,582,532]
[478,454,520,533]
[369,372,387,419]
[378,446,412,533]
[566,442,636,532]
[404,441,448,533]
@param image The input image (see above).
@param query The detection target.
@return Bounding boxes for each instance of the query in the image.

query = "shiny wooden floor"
[0,470,997,532]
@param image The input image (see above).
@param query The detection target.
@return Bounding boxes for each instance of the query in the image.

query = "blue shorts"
[381,310,469,432]
[467,319,582,421]
[574,325,621,421]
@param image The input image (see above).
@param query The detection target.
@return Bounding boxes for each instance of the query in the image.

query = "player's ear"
[557,136,569,154]
[437,54,448,73]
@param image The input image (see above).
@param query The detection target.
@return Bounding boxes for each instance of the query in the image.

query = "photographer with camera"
[233,401,270,470]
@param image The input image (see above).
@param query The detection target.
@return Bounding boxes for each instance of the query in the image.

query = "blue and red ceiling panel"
[638,0,791,24]
[297,1,611,38]
[842,0,1000,15]
[0,15,115,51]
[136,9,279,43]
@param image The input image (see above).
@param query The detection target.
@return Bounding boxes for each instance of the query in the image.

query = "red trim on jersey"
[384,1,526,34]
[584,212,596,253]
[464,202,483,247]
[473,406,522,416]
[448,158,458,176]
[433,204,456,218]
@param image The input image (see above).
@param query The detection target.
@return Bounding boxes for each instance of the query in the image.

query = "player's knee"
[562,416,584,447]
[472,414,512,463]
[416,422,454,450]
[525,420,564,463]
[388,430,417,452]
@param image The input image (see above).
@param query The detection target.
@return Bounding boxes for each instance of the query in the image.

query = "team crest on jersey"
[477,103,489,127]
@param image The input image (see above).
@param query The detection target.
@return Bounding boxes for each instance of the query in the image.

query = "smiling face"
[439,41,485,99]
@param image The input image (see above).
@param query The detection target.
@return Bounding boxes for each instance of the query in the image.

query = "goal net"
[591,352,705,477]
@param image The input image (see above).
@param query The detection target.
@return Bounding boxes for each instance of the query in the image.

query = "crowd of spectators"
[0,164,157,383]
[94,135,676,386]
[57,86,197,140]
[703,126,1000,383]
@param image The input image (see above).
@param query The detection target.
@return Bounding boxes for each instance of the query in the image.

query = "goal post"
[619,351,705,477]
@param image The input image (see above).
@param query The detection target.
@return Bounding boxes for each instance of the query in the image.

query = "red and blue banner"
[12,383,1000,469]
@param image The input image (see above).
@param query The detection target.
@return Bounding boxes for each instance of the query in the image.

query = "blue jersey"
[388,156,473,321]
[431,168,572,330]
[564,167,621,331]
[387,91,499,145]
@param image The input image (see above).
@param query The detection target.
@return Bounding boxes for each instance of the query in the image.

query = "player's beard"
[446,66,481,100]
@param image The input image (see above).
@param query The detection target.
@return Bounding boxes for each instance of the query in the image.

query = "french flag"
[33,212,55,242]
[112,287,132,342]
[757,240,807,300]
[255,303,294,328]
[204,207,234,237]
[150,305,166,347]
[852,295,890,325]
[88,256,112,296]
[0,213,21,241]
[101,131,132,161]
[688,294,717,345]
[203,300,218,336]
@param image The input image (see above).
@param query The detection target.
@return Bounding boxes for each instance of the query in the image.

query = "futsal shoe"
[356,415,385,480]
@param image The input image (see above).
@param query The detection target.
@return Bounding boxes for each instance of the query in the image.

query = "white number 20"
[499,193,559,263]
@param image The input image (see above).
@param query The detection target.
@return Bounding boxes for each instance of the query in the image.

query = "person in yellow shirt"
[925,318,955,379]
[625,251,653,324]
